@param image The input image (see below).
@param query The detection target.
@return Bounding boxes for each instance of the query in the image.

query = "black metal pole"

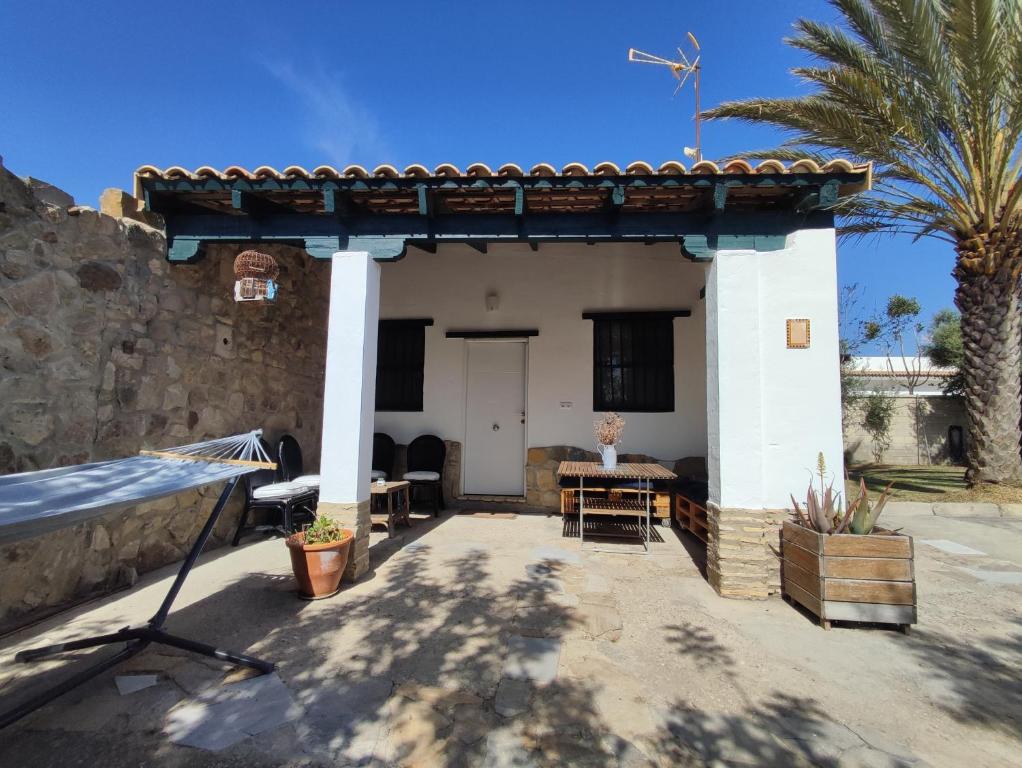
[1,474,275,731]
[0,641,148,730]
[148,476,239,629]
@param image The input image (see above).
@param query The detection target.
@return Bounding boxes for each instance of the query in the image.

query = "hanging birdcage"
[233,250,278,302]
[234,250,279,281]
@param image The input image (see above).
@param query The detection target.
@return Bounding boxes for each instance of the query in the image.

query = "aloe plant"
[848,477,894,535]
[791,456,895,536]
[790,453,853,534]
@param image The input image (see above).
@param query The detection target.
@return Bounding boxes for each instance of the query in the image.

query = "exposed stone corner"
[707,503,787,600]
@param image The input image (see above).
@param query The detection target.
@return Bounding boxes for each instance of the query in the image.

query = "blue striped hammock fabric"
[0,431,275,545]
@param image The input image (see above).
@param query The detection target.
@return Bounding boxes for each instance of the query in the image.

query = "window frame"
[374,318,432,412]
[585,311,686,413]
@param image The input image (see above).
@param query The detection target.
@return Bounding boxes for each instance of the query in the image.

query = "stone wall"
[0,165,329,631]
[707,505,787,599]
[844,396,967,466]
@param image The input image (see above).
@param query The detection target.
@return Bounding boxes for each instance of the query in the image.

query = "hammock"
[0,431,275,545]
[0,431,279,729]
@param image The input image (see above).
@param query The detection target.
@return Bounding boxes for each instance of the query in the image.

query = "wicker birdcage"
[233,250,279,281]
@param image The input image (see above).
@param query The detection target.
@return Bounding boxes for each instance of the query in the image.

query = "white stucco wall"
[320,252,380,504]
[706,228,844,510]
[374,242,708,464]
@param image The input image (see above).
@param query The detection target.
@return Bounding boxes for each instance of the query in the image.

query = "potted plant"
[285,515,353,600]
[781,454,915,631]
[594,412,625,470]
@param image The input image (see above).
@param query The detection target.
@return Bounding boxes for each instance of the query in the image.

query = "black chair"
[231,437,318,546]
[403,434,446,516]
[372,432,396,481]
[279,434,321,486]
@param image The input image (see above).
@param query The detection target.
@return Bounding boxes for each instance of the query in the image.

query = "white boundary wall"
[374,242,708,465]
[706,229,844,510]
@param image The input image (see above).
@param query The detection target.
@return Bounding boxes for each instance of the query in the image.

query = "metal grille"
[593,316,674,412]
[376,320,426,411]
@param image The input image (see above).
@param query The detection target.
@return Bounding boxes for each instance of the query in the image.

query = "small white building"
[137,157,871,598]
[844,355,966,465]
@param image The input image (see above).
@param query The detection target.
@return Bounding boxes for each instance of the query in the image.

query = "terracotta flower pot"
[285,529,353,599]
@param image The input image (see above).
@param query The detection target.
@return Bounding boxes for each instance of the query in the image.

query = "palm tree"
[704,0,1022,485]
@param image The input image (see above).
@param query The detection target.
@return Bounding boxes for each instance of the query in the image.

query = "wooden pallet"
[560,488,671,518]
[674,493,708,544]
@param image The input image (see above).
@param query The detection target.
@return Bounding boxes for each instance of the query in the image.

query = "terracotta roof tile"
[134,158,871,183]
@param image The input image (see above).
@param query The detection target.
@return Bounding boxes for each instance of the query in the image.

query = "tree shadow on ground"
[0,526,624,766]
[658,623,920,767]
[846,464,968,499]
[901,618,1022,738]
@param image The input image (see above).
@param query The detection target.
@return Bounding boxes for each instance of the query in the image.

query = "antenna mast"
[628,32,703,162]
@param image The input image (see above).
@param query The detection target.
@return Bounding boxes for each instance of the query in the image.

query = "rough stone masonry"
[0,162,330,631]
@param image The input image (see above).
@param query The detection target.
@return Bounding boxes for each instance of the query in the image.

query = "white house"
[844,355,966,465]
[136,157,871,598]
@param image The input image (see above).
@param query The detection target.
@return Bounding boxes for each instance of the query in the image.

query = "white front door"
[464,341,527,495]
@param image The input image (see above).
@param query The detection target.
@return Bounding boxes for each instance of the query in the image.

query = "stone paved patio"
[0,505,1019,767]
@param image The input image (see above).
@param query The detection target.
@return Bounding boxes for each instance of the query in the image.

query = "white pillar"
[705,229,844,598]
[319,251,380,579]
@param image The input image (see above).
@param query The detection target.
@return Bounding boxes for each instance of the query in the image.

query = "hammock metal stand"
[0,474,274,729]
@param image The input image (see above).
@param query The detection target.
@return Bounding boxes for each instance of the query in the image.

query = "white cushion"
[292,474,321,487]
[252,481,316,500]
[370,469,387,481]
[404,470,440,482]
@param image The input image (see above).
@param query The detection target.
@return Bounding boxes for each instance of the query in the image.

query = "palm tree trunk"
[954,259,1022,485]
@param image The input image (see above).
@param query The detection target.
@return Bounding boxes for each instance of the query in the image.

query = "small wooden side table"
[370,480,411,538]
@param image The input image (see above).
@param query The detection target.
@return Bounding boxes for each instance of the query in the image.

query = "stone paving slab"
[293,677,393,763]
[164,672,300,751]
[956,567,1022,585]
[502,635,561,684]
[932,502,1001,518]
[494,676,532,718]
[114,673,159,695]
[920,539,986,556]
[529,545,581,565]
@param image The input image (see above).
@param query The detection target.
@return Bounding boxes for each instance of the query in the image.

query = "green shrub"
[862,392,896,463]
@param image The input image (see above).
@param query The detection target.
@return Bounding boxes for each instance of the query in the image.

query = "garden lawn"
[846,464,1022,504]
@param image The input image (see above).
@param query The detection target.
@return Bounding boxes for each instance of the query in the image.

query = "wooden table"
[557,462,677,552]
[370,480,411,538]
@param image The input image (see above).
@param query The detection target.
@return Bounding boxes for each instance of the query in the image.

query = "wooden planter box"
[781,520,916,631]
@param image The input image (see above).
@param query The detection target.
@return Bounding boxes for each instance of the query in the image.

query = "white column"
[705,249,765,510]
[704,229,844,598]
[319,251,380,579]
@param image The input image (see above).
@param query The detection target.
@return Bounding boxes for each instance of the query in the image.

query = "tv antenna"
[628,32,703,162]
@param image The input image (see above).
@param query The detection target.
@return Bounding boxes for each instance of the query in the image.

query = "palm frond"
[702,0,1022,261]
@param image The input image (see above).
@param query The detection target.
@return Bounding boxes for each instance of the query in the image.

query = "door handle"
[492,423,500,431]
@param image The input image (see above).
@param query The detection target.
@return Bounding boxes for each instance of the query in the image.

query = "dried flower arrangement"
[594,412,626,447]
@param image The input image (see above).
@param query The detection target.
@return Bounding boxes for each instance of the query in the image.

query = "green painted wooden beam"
[514,186,524,216]
[417,185,431,217]
[167,238,205,263]
[161,209,815,263]
[713,183,727,212]
[819,179,840,208]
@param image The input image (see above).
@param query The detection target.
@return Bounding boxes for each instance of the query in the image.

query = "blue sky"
[0,1,956,349]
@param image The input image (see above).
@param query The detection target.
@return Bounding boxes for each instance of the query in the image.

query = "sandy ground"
[0,504,1019,767]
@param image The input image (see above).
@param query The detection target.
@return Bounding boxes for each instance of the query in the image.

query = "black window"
[589,313,677,412]
[376,319,431,411]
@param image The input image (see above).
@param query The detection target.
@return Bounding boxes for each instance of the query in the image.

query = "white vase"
[599,444,617,470]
